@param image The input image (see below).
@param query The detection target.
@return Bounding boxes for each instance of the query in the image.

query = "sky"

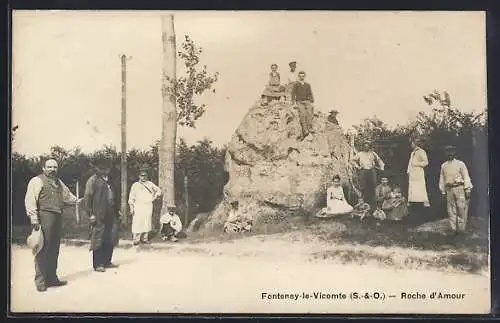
[12,10,487,157]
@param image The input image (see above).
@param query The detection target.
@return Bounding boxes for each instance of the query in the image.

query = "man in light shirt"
[352,142,385,210]
[24,158,79,292]
[285,61,298,102]
[439,145,473,234]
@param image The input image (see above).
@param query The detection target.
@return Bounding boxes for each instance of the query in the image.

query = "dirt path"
[10,239,490,314]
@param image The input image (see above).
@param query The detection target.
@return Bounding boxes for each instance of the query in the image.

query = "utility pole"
[120,54,129,225]
[184,170,189,227]
[159,14,177,214]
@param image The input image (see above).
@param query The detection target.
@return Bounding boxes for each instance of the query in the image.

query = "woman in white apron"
[128,167,162,245]
[407,139,430,207]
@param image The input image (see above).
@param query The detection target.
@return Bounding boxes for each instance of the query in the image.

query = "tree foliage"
[164,35,219,128]
[350,90,487,218]
[11,140,227,225]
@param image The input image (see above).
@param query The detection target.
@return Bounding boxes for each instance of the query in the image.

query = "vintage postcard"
[10,10,489,314]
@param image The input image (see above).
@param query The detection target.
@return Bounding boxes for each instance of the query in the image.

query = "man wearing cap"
[24,158,79,292]
[285,61,298,102]
[291,71,315,140]
[352,142,385,211]
[129,166,162,245]
[83,160,120,272]
[327,110,339,125]
[439,145,473,234]
[160,204,182,242]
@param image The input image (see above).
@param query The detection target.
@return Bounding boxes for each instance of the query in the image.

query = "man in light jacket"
[439,145,473,234]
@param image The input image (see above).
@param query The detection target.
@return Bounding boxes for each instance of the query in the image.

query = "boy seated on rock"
[224,201,252,233]
[160,204,183,242]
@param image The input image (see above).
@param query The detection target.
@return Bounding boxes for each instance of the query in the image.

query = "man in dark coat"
[83,160,120,272]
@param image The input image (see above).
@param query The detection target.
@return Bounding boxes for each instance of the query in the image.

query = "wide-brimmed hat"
[288,61,297,66]
[27,228,44,256]
[444,145,457,151]
[139,165,150,175]
[329,110,339,114]
[166,203,176,210]
[94,160,111,171]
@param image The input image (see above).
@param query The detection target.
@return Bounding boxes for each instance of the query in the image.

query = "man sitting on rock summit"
[291,71,315,140]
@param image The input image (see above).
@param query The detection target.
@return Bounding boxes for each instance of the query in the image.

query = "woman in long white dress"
[407,139,430,207]
[128,167,162,245]
[316,175,354,217]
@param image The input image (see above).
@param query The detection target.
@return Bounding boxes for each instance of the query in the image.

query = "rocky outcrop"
[199,100,357,233]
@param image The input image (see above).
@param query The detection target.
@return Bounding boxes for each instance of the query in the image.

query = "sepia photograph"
[10,10,489,314]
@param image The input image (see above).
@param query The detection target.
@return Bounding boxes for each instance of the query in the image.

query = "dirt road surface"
[10,239,489,315]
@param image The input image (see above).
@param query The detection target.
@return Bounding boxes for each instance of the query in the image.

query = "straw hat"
[27,228,44,256]
[166,203,176,210]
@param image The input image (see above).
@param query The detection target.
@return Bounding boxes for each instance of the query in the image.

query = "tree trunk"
[159,14,177,213]
[120,54,128,225]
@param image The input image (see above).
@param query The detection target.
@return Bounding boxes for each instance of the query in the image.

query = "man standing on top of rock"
[285,61,298,102]
[352,142,385,211]
[291,71,315,140]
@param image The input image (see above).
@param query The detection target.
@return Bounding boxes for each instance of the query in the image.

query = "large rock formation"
[200,100,358,233]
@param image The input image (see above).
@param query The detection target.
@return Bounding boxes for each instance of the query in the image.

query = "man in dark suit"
[83,160,120,272]
[291,71,315,140]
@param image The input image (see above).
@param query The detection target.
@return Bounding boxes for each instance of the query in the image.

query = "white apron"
[407,147,430,204]
[129,181,159,234]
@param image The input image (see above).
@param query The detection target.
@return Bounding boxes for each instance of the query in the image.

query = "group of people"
[24,160,183,292]
[317,139,473,236]
[261,61,317,140]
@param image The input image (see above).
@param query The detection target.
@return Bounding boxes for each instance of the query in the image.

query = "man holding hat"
[439,145,473,234]
[83,160,120,272]
[24,158,80,292]
[128,166,162,245]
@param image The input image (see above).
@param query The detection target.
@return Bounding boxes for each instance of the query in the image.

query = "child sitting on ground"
[224,201,252,233]
[351,197,371,220]
[373,176,392,220]
[159,204,183,242]
[381,186,408,221]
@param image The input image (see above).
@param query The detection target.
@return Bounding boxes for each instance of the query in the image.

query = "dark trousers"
[92,243,114,269]
[358,169,377,210]
[296,101,314,138]
[34,210,62,287]
[160,223,175,238]
[92,215,115,269]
